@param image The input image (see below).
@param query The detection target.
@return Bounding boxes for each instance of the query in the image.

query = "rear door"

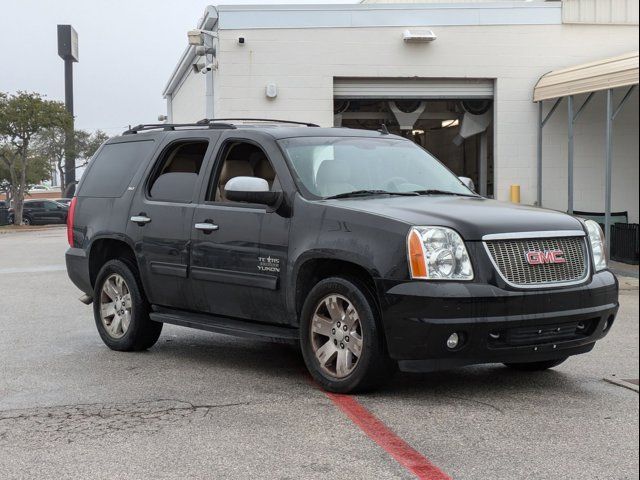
[25,202,45,223]
[126,131,221,310]
[189,132,291,324]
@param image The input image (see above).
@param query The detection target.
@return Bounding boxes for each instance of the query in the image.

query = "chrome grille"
[485,236,589,288]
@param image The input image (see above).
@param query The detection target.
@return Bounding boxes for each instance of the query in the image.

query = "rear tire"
[300,276,396,393]
[504,357,567,371]
[93,259,162,351]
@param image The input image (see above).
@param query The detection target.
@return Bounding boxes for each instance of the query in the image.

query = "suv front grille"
[484,236,589,288]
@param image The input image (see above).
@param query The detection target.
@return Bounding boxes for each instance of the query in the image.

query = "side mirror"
[459,176,476,192]
[225,176,282,206]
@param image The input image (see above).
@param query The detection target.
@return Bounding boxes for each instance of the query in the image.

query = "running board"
[149,307,299,344]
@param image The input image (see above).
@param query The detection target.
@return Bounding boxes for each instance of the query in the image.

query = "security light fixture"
[187,29,218,46]
[403,30,437,43]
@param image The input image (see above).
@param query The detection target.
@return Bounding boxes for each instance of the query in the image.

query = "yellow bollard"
[510,185,521,204]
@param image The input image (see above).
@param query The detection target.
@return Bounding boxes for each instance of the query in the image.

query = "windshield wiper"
[413,189,477,197]
[326,190,419,199]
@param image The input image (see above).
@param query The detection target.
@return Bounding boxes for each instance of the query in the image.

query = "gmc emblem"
[526,250,567,265]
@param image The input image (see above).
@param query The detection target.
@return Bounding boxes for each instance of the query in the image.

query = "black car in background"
[9,199,69,225]
[55,198,73,206]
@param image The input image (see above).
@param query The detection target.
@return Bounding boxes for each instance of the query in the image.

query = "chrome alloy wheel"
[100,273,132,339]
[310,294,363,378]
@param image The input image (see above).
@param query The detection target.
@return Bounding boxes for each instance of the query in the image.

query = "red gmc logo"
[525,250,567,265]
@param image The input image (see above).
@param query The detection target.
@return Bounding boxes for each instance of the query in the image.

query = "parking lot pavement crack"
[0,399,250,446]
[441,394,506,414]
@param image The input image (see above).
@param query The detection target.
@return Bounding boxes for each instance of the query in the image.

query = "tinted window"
[148,140,209,203]
[79,140,155,198]
[26,201,43,209]
[44,201,60,210]
[207,141,279,203]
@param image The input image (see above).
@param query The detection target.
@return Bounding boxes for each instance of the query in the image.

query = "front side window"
[278,136,472,199]
[206,141,279,203]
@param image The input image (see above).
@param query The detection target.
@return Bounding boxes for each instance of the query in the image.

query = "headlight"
[407,226,474,280]
[585,220,607,271]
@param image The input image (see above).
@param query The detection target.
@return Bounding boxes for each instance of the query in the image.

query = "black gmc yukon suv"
[66,120,618,393]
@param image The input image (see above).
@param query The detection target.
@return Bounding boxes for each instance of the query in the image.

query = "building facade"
[163,1,639,221]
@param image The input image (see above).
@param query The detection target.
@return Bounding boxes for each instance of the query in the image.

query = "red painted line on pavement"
[325,391,452,480]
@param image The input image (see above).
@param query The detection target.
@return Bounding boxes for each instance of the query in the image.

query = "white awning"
[534,51,639,102]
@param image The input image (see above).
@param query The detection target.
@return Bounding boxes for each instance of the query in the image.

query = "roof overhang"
[162,6,219,98]
[533,51,639,102]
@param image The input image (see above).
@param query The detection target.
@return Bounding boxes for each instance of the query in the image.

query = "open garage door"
[334,78,494,100]
[334,77,495,197]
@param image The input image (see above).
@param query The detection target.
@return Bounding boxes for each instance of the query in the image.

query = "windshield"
[278,136,473,199]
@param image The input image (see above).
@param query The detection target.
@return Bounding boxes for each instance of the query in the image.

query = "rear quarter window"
[78,140,155,197]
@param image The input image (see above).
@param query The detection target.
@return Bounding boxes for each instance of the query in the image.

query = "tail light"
[67,197,77,247]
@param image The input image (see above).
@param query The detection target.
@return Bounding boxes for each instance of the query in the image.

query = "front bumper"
[378,270,619,371]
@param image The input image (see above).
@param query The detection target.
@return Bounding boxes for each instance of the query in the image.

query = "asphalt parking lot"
[1,228,638,480]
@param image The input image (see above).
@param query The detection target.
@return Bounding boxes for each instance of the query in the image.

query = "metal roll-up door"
[334,77,494,100]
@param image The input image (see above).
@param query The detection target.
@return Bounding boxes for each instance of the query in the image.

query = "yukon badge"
[258,256,280,273]
[525,250,567,265]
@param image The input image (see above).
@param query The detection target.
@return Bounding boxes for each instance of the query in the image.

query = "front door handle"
[195,222,219,233]
[130,215,152,225]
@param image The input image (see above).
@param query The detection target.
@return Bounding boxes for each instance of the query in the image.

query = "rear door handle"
[130,215,152,225]
[195,222,219,233]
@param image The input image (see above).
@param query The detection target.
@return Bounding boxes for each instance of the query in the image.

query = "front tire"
[504,358,567,371]
[93,259,162,351]
[300,276,395,393]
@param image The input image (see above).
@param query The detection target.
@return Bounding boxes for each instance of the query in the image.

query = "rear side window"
[79,140,155,197]
[147,140,209,203]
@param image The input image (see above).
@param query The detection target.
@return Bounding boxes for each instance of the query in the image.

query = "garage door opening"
[333,78,494,197]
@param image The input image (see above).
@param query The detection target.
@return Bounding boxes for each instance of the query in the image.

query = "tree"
[34,128,109,193]
[0,92,71,224]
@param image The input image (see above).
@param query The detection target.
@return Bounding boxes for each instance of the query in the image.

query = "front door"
[189,135,290,324]
[42,200,66,223]
[127,133,217,310]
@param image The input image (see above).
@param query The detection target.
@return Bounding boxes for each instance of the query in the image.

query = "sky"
[0,0,357,136]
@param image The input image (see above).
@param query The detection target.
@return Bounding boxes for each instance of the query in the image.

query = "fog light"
[446,332,460,349]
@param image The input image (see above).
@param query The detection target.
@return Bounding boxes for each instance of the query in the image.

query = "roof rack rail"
[122,118,319,135]
[122,122,237,135]
[196,118,320,127]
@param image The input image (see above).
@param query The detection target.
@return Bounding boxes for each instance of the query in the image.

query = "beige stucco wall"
[207,24,638,217]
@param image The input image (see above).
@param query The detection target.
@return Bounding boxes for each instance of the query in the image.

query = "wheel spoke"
[324,295,345,323]
[114,276,125,296]
[122,293,132,309]
[345,304,359,328]
[101,302,116,319]
[103,279,119,301]
[347,332,363,357]
[335,349,351,377]
[311,314,333,337]
[315,339,338,366]
[110,314,123,335]
[121,310,131,333]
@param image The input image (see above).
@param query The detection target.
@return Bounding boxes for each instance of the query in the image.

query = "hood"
[323,195,584,241]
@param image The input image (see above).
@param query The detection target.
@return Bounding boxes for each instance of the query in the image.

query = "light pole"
[57,25,79,196]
